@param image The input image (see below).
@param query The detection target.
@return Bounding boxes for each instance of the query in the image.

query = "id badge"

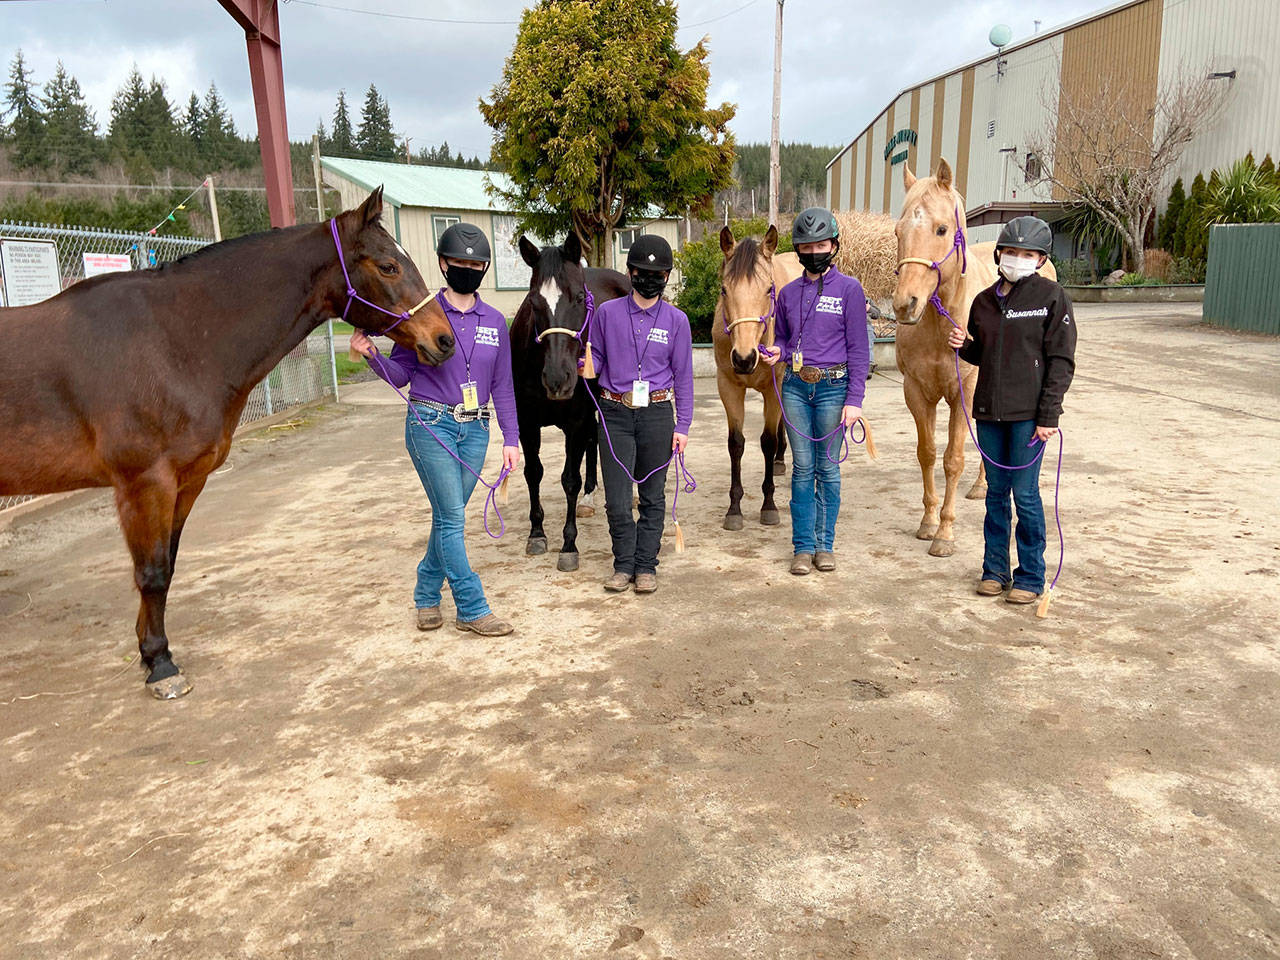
[792,350,803,373]
[460,381,480,412]
[631,379,650,408]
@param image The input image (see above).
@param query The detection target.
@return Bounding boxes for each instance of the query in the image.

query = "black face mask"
[630,269,667,299]
[445,263,486,295]
[798,250,834,275]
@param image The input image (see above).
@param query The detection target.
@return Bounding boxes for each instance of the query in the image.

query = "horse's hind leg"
[577,429,597,518]
[557,426,587,572]
[718,373,747,531]
[115,467,192,699]
[759,383,783,526]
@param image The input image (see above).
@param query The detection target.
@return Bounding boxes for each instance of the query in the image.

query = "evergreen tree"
[3,50,47,169]
[183,92,203,150]
[329,89,354,155]
[357,84,396,160]
[201,82,236,167]
[1177,172,1210,264]
[42,61,98,174]
[108,66,149,156]
[1157,178,1184,251]
[144,76,176,161]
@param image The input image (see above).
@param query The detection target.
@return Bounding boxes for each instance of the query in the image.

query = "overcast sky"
[5,0,1109,162]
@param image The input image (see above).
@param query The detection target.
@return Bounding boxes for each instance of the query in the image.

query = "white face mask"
[999,253,1040,283]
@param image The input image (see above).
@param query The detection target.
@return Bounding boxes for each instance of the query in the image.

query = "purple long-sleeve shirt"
[369,293,519,447]
[773,266,870,406]
[587,294,695,434]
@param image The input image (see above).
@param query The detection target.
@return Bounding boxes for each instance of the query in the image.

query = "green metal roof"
[320,156,514,211]
[321,155,670,221]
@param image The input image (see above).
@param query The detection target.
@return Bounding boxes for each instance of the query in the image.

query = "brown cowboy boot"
[455,613,514,636]
[416,606,443,630]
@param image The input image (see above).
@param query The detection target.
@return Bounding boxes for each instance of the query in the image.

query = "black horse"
[510,234,630,572]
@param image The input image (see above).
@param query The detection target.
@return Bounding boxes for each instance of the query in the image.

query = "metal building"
[824,0,1279,245]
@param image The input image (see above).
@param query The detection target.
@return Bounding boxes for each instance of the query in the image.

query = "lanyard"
[794,270,827,355]
[445,301,479,381]
[627,297,662,378]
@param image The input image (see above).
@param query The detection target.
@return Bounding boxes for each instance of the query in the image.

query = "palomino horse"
[892,159,1054,557]
[0,188,449,698]
[712,226,803,530]
[510,233,629,571]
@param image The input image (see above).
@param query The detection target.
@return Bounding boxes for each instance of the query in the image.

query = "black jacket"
[958,274,1076,427]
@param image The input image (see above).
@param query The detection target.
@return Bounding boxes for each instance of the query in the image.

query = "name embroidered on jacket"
[1005,307,1050,319]
[816,295,844,315]
[647,327,670,345]
[474,326,500,347]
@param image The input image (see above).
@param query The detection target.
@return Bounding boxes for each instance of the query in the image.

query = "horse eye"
[378,261,398,276]
[935,225,947,237]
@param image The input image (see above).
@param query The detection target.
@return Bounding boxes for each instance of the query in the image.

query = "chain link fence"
[1,221,338,516]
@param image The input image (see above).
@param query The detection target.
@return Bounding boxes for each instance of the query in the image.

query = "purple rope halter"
[329,217,433,335]
[533,287,595,344]
[897,205,1065,595]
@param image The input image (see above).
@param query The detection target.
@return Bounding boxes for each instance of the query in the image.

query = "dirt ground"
[1,303,1278,959]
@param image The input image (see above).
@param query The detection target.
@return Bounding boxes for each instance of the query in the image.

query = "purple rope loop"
[920,206,1065,594]
[366,351,511,539]
[767,369,872,465]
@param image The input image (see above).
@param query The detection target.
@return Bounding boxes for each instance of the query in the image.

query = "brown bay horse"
[712,226,803,530]
[892,159,1054,557]
[0,188,451,698]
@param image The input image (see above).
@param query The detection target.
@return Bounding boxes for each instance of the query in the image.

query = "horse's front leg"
[115,465,192,699]
[577,425,597,518]
[718,373,747,531]
[759,383,782,525]
[904,376,941,542]
[931,395,969,558]
[520,418,547,555]
[557,425,586,572]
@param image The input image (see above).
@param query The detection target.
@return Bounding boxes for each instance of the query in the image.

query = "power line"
[0,179,317,193]
[280,0,519,24]
[682,0,758,29]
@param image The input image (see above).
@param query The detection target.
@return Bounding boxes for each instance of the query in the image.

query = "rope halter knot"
[328,217,436,336]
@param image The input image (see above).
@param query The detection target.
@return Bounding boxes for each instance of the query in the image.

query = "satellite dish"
[989,23,1013,48]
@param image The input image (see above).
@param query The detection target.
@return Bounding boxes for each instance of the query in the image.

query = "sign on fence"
[0,237,62,306]
[82,252,133,278]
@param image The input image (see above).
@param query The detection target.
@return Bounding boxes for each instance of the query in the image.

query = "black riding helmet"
[437,222,492,263]
[626,234,673,272]
[994,216,1052,263]
[792,206,840,246]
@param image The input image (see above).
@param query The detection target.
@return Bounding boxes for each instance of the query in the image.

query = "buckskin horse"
[892,159,1055,557]
[0,188,450,698]
[712,226,803,530]
[510,233,629,572]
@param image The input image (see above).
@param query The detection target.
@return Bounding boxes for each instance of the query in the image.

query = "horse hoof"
[556,552,580,572]
[965,484,987,500]
[526,537,548,556]
[760,508,780,526]
[575,504,595,518]
[928,538,955,558]
[723,514,744,532]
[147,673,193,700]
[916,524,939,541]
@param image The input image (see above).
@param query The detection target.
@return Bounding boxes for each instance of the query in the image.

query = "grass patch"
[335,354,373,383]
[330,320,355,335]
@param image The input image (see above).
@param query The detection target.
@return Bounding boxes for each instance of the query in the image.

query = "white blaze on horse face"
[540,278,561,319]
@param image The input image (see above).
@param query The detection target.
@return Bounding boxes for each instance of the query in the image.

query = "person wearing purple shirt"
[762,207,871,575]
[584,235,693,596]
[351,223,519,637]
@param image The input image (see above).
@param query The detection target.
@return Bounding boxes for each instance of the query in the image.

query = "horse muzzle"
[893,296,924,325]
[417,337,456,366]
[730,348,759,375]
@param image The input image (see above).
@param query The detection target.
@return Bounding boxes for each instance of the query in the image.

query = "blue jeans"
[976,419,1046,592]
[781,370,846,554]
[404,406,492,621]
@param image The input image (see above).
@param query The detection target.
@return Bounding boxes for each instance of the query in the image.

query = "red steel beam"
[217,0,295,227]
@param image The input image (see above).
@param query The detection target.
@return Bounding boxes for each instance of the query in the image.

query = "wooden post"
[769,0,785,228]
[206,175,222,241]
[311,134,325,221]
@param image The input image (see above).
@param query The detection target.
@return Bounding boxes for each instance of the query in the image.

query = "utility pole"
[205,175,222,242]
[768,0,785,229]
[404,137,413,164]
[311,134,326,221]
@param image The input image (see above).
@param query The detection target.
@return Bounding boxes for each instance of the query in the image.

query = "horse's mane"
[724,236,769,284]
[156,222,307,272]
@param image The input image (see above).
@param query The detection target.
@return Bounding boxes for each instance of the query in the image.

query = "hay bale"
[834,210,898,302]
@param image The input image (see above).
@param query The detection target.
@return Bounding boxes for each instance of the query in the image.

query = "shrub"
[1116,272,1160,286]
[1169,256,1206,284]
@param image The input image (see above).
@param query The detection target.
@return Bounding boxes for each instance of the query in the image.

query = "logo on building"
[883,128,917,166]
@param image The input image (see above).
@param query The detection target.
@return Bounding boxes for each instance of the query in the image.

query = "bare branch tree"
[1025,60,1228,273]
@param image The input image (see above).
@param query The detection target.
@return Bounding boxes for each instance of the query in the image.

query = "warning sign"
[0,238,61,307]
[82,252,132,278]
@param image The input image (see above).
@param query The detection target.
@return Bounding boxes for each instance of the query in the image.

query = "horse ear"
[903,165,917,190]
[763,225,778,258]
[719,225,735,256]
[360,186,384,227]
[936,158,953,190]
[518,235,540,268]
[562,232,582,264]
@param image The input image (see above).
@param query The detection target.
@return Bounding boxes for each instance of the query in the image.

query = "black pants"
[598,399,675,576]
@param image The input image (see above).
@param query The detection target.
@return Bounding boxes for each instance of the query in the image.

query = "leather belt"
[793,363,848,384]
[410,398,492,422]
[600,388,673,408]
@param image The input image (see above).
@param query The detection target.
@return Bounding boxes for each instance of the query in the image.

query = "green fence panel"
[1204,224,1280,335]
